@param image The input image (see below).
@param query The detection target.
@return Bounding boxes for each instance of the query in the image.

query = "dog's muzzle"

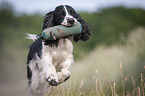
[61,16,77,26]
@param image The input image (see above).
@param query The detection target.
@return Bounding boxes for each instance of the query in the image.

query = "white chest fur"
[41,38,74,70]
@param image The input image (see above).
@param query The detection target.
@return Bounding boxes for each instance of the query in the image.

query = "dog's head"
[42,5,91,42]
[54,5,77,26]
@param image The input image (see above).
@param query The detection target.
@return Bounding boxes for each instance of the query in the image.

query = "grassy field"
[0,27,145,96]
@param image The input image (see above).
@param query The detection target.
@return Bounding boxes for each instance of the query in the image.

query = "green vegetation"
[0,1,145,96]
[69,28,145,96]
[74,7,145,59]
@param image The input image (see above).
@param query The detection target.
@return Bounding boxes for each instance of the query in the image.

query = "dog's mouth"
[61,18,77,27]
[62,23,77,27]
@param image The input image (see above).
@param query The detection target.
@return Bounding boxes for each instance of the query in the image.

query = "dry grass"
[48,27,145,96]
[48,63,145,96]
[0,27,145,96]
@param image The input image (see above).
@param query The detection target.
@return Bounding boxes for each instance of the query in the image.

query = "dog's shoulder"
[30,39,42,51]
[27,39,43,64]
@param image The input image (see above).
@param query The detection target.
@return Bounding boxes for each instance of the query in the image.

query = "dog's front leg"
[57,57,73,84]
[40,54,58,86]
[45,64,59,86]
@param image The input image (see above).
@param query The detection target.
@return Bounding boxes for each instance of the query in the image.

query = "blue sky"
[1,0,145,14]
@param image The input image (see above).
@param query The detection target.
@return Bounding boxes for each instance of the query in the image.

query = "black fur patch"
[26,39,42,84]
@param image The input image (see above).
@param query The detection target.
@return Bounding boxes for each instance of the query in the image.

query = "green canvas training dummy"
[37,22,82,40]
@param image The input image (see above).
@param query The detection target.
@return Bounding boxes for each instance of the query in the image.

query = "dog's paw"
[46,76,58,86]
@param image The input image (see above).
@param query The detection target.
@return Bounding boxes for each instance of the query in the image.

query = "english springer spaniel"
[26,5,91,96]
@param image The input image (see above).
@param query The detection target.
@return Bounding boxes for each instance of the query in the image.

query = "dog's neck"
[44,36,73,47]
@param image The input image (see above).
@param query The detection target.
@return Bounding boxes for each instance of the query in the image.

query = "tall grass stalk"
[141,73,144,96]
[98,78,102,94]
[138,87,141,96]
[131,76,137,95]
[113,83,116,96]
[120,62,125,96]
[95,78,99,96]
[111,85,113,96]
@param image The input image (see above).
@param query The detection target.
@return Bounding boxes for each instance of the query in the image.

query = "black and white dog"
[26,5,91,96]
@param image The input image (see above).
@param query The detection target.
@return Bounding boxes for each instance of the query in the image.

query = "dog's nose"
[67,18,75,24]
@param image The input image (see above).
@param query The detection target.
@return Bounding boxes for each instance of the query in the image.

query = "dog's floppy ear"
[73,13,91,42]
[42,11,54,30]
